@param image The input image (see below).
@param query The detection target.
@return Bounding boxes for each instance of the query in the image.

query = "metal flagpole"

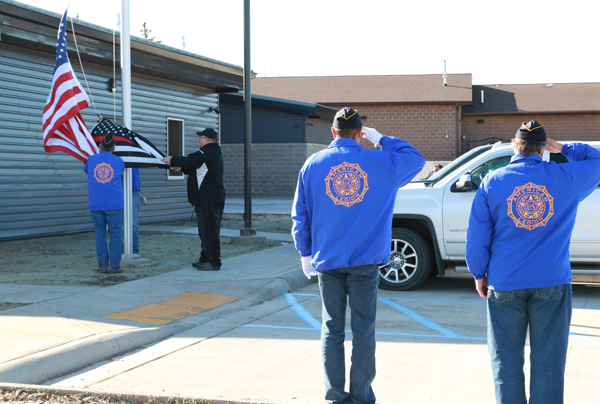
[241,0,255,237]
[121,0,133,256]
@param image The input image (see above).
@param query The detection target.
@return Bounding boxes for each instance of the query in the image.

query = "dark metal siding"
[306,117,332,145]
[0,43,218,240]
[220,101,305,144]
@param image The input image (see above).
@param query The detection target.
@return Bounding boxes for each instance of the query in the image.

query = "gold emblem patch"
[94,162,114,184]
[507,182,554,230]
[325,162,369,207]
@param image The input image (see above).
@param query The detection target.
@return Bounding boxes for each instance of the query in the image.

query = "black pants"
[195,199,225,267]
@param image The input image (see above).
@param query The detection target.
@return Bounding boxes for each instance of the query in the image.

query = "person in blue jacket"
[292,107,425,404]
[84,134,125,274]
[132,167,141,255]
[466,120,600,404]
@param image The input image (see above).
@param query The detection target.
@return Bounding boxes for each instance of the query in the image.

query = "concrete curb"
[0,323,193,385]
[0,270,315,386]
[0,384,254,404]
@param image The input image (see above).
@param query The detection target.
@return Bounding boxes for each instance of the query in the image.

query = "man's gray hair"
[512,138,546,157]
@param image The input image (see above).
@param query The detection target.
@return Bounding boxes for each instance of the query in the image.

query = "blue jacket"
[292,136,425,271]
[84,151,125,211]
[466,143,600,290]
[132,168,140,191]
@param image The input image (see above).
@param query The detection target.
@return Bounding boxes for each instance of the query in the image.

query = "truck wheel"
[379,228,431,291]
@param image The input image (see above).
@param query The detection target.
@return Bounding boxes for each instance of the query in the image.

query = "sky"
[14,0,600,85]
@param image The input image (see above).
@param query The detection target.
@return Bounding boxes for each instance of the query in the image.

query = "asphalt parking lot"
[44,276,600,404]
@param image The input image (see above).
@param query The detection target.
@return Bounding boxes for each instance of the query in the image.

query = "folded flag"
[91,119,169,168]
[42,8,98,163]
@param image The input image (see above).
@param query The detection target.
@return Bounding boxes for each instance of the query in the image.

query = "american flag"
[42,8,98,163]
[91,119,169,168]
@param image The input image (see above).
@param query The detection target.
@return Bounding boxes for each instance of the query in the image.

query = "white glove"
[301,255,318,279]
[362,127,384,145]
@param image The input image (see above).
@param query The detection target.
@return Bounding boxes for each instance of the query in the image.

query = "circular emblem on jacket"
[325,162,369,207]
[94,162,114,184]
[507,182,554,230]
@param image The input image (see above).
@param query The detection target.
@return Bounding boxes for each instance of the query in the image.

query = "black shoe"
[193,261,220,271]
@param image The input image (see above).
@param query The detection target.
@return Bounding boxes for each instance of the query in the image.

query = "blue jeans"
[90,209,123,271]
[487,284,572,404]
[132,190,140,254]
[318,265,379,404]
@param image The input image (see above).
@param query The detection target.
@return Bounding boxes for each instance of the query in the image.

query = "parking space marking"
[239,293,600,344]
[569,333,600,346]
[378,297,466,339]
[241,293,486,341]
[285,292,322,330]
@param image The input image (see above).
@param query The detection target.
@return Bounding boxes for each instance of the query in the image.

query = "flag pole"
[241,0,255,237]
[121,0,133,256]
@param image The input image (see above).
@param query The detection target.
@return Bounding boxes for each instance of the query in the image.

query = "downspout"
[456,103,461,157]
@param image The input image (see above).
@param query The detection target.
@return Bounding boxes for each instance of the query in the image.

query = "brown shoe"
[108,269,123,274]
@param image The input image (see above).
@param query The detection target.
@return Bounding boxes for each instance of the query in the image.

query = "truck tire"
[379,228,431,291]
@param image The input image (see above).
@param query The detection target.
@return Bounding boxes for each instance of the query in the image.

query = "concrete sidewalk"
[0,198,306,390]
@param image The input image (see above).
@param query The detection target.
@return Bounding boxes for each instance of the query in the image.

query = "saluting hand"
[545,138,564,154]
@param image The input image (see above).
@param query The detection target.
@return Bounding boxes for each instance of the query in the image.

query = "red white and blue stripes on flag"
[42,8,98,163]
[91,119,168,168]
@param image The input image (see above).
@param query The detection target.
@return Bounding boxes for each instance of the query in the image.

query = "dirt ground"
[0,214,293,289]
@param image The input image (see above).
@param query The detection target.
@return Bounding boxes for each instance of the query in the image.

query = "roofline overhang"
[462,110,600,116]
[0,0,251,91]
[220,93,337,120]
[320,101,472,106]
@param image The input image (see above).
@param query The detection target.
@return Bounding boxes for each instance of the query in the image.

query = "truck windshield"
[421,144,495,182]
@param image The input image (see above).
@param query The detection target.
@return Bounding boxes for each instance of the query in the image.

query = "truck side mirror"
[455,174,473,191]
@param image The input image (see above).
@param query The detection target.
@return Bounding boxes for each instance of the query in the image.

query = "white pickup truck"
[381,141,600,291]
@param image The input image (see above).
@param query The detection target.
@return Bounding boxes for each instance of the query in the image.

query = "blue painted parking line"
[376,330,486,341]
[242,325,316,331]
[284,292,322,330]
[378,297,466,339]
[389,297,485,304]
[238,293,599,344]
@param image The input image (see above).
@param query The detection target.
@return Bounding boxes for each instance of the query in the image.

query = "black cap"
[196,128,218,140]
[332,107,362,129]
[101,133,115,149]
[516,120,546,142]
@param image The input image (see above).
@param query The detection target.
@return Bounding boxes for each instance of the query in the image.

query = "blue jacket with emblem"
[84,151,125,211]
[292,136,425,271]
[466,143,600,290]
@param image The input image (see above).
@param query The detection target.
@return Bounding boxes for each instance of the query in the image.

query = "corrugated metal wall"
[306,117,332,145]
[0,43,218,240]
[220,101,305,143]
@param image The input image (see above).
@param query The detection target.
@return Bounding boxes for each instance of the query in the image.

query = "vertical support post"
[121,0,133,255]
[241,0,255,237]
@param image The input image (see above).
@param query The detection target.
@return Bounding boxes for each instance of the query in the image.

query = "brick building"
[253,76,600,162]
[462,83,600,151]
[252,75,473,162]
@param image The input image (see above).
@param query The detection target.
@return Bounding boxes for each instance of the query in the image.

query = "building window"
[167,118,184,179]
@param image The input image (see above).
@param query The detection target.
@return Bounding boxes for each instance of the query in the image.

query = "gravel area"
[0,213,293,290]
[0,388,223,404]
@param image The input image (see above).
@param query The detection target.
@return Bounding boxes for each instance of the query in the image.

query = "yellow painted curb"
[105,291,237,324]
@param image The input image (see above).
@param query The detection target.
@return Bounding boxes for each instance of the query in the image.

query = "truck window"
[470,156,512,189]
[549,153,569,164]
